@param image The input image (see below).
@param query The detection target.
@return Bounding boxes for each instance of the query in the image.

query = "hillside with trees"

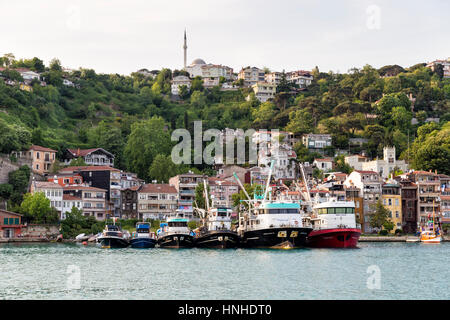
[1,54,449,183]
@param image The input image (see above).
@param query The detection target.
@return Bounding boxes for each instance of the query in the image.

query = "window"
[15,218,19,225]
[3,218,8,225]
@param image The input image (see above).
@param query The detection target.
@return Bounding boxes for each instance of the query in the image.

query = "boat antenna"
[232,172,252,203]
[263,160,275,202]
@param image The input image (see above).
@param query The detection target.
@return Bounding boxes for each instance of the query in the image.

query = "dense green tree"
[19,192,59,224]
[124,116,172,181]
[148,154,178,183]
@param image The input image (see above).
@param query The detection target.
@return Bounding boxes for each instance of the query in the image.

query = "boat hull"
[99,236,129,249]
[240,227,311,248]
[130,237,157,248]
[195,231,239,249]
[307,228,361,248]
[157,233,194,248]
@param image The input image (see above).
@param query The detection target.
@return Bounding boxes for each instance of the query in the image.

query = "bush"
[379,229,388,236]
[395,228,403,235]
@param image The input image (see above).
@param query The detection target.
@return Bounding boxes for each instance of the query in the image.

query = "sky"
[1,0,449,75]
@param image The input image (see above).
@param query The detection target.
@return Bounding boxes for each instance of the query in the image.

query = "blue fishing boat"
[130,222,157,248]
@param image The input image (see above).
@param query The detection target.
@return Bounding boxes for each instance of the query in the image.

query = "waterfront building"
[207,177,239,208]
[382,183,402,232]
[407,170,441,226]
[302,134,332,153]
[0,210,23,238]
[345,186,364,230]
[169,172,206,219]
[62,148,115,167]
[30,181,64,219]
[397,178,418,234]
[439,174,450,225]
[250,82,276,102]
[59,166,121,217]
[137,184,178,220]
[63,185,108,220]
[238,67,265,87]
[121,186,139,219]
[344,170,382,233]
[313,158,334,172]
[361,146,408,179]
[171,75,191,96]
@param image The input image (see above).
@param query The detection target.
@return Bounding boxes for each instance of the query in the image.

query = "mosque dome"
[191,58,206,65]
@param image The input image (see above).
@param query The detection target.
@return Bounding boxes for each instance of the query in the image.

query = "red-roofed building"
[62,148,114,167]
[26,145,57,175]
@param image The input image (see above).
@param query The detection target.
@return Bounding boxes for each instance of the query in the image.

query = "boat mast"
[203,179,210,212]
[232,172,252,203]
[263,160,275,202]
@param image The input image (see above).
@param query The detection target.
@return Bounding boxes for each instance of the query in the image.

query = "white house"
[361,146,409,179]
[171,75,191,95]
[313,158,334,171]
[258,144,297,180]
[250,82,276,102]
[286,70,313,88]
[345,154,368,171]
[30,181,64,218]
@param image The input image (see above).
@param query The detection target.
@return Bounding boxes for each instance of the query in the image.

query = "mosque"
[182,30,233,80]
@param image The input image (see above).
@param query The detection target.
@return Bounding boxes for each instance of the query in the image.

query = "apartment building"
[344,170,382,233]
[407,171,441,225]
[382,183,402,232]
[250,82,276,102]
[207,177,239,208]
[171,75,191,95]
[238,67,265,87]
[286,70,313,88]
[63,185,108,220]
[397,178,418,233]
[169,172,206,219]
[439,174,450,225]
[137,184,178,220]
[30,181,64,219]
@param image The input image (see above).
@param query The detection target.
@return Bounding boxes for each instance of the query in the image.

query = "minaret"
[183,29,187,70]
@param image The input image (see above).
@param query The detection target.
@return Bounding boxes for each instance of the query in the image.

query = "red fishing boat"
[307,199,361,248]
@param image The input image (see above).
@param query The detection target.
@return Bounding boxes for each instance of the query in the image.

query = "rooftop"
[139,184,177,194]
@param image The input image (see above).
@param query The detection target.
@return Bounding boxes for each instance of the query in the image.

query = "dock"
[359,236,448,242]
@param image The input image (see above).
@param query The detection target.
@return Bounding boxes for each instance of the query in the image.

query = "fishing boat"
[307,198,361,248]
[156,210,195,248]
[194,207,240,248]
[420,200,442,243]
[130,222,157,248]
[193,180,239,248]
[233,160,312,249]
[97,219,130,248]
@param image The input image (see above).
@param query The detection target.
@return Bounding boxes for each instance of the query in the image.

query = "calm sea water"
[0,242,448,300]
